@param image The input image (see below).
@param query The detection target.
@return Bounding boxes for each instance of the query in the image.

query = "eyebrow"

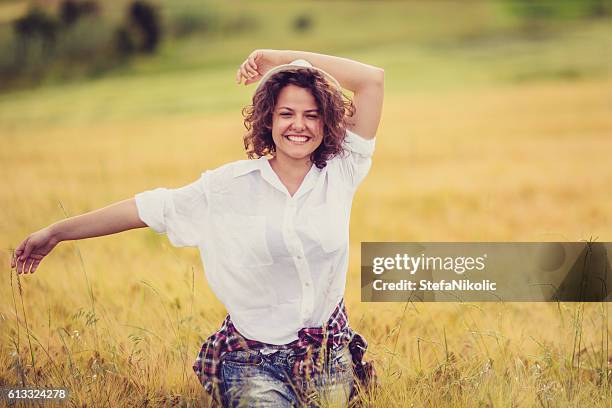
[278,107,319,113]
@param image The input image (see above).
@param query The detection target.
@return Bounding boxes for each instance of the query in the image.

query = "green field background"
[1,1,611,406]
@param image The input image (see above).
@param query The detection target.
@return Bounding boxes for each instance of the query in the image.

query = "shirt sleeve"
[335,128,376,189]
[134,172,209,248]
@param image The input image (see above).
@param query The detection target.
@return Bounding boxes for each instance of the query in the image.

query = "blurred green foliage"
[0,0,610,93]
[504,0,612,20]
[502,0,612,37]
[0,1,158,89]
[293,13,313,33]
[116,1,163,55]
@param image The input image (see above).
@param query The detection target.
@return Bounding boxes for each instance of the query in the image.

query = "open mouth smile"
[284,134,312,144]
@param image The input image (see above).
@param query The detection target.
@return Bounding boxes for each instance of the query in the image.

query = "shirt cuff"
[135,188,168,234]
[344,129,376,157]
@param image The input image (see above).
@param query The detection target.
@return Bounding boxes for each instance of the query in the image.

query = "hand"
[236,49,285,86]
[11,227,59,274]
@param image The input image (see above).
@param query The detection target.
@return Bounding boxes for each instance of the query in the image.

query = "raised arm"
[12,198,146,274]
[237,49,384,139]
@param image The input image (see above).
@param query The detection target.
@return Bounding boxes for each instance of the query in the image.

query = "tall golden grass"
[2,70,611,407]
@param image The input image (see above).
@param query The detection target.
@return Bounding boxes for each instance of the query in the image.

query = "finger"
[22,240,34,262]
[240,64,251,81]
[245,60,258,77]
[31,259,41,274]
[251,50,261,65]
[11,254,20,269]
[248,55,258,71]
[241,61,257,78]
[24,257,34,274]
[17,240,34,274]
[27,256,41,274]
[14,241,26,264]
[237,65,245,83]
[13,251,21,268]
[245,74,261,86]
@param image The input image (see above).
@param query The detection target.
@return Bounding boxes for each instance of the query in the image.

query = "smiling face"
[243,69,349,170]
[271,84,323,165]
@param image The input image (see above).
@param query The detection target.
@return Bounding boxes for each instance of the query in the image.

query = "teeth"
[287,135,309,142]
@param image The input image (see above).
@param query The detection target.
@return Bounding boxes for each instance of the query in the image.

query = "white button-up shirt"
[135,130,375,344]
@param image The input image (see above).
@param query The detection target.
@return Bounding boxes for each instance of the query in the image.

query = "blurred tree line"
[0,0,610,92]
[506,0,611,20]
[14,1,162,56]
[1,0,162,89]
[0,0,286,91]
[503,0,611,35]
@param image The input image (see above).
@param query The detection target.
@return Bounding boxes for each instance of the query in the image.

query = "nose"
[291,115,305,131]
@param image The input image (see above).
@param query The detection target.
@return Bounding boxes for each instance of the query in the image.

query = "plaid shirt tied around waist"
[192,299,375,401]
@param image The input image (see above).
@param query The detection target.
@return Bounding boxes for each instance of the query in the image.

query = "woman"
[12,49,384,407]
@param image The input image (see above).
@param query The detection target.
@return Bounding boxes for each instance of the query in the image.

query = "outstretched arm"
[237,49,384,139]
[12,198,146,274]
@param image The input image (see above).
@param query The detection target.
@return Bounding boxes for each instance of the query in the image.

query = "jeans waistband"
[249,342,348,367]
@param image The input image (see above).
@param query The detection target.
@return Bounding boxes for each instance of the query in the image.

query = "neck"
[269,153,312,183]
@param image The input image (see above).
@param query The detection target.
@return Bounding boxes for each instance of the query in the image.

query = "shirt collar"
[232,156,324,198]
[232,156,268,178]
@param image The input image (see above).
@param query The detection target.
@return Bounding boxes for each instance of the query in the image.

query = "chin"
[285,149,314,161]
[276,143,319,161]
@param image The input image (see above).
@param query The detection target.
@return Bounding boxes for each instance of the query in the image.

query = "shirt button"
[305,282,310,287]
[296,255,303,260]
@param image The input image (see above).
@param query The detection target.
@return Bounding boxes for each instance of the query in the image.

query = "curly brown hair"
[242,68,354,169]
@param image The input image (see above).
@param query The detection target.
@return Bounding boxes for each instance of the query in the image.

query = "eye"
[306,115,319,119]
[279,112,292,117]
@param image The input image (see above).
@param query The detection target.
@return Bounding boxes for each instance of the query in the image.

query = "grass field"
[1,1,611,406]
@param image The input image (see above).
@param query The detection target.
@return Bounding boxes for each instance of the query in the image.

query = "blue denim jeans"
[219,345,354,407]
